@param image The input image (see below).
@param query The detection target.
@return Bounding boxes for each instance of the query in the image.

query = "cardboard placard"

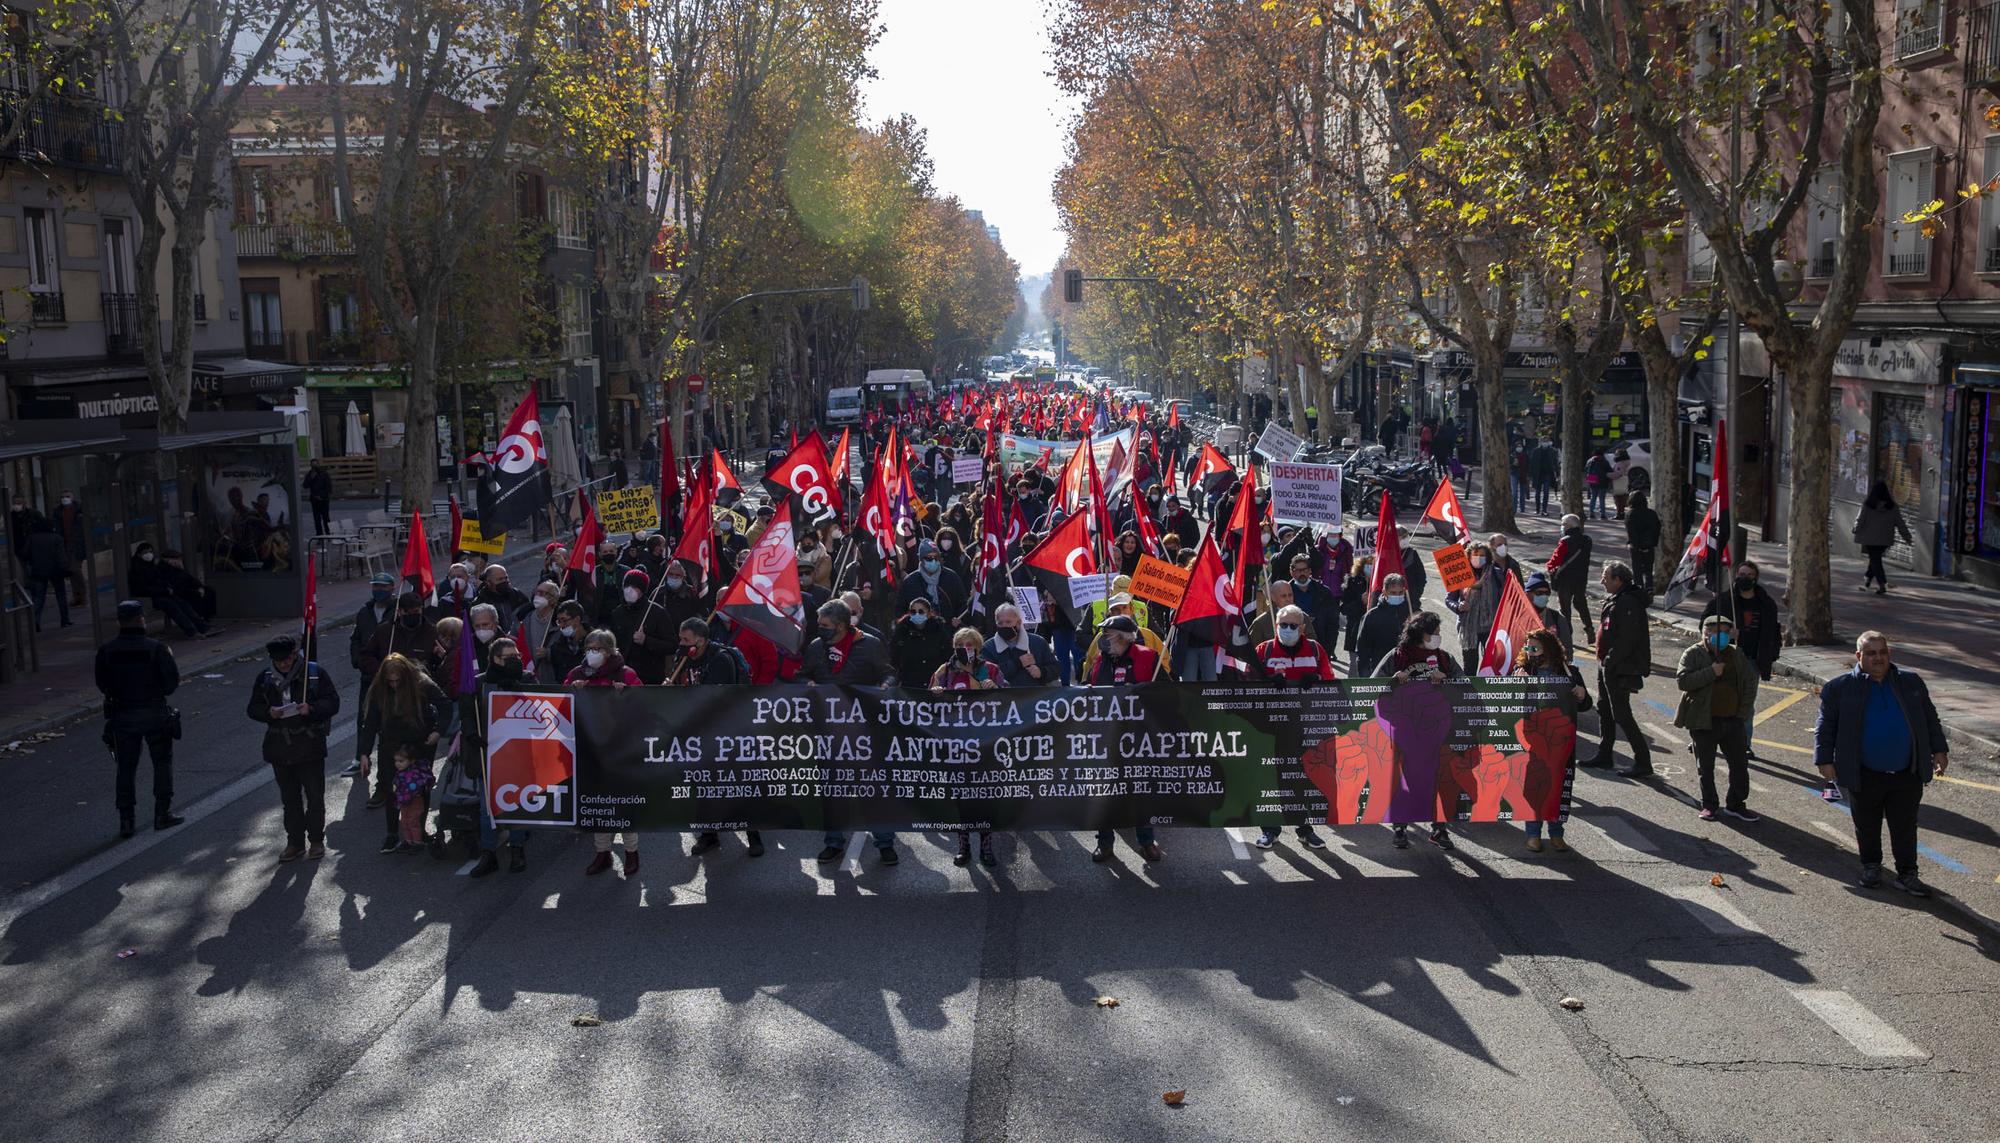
[1068,573,1110,610]
[1253,422,1306,462]
[952,455,985,485]
[596,485,660,535]
[1009,586,1043,626]
[1129,554,1192,608]
[1432,542,1476,592]
[458,516,506,555]
[1269,461,1344,525]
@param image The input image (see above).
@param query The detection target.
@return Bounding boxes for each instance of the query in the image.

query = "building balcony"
[1973,2,2000,86]
[1887,248,1932,278]
[245,334,285,358]
[0,91,122,173]
[306,329,369,363]
[234,223,353,258]
[102,293,140,355]
[29,289,65,325]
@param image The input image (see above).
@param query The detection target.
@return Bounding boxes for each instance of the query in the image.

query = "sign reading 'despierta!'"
[485,680,1580,834]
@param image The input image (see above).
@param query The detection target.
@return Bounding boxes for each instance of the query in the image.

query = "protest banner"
[1253,422,1306,463]
[1068,573,1111,609]
[1269,461,1344,526]
[1009,586,1043,625]
[485,679,1578,832]
[596,485,660,535]
[1129,554,1192,608]
[952,455,985,485]
[1433,542,1476,592]
[458,516,506,555]
[999,427,1133,470]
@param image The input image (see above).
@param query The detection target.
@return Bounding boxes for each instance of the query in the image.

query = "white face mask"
[558,625,577,639]
[1493,544,1507,558]
[532,596,551,610]
[1277,625,1301,647]
[475,627,496,643]
[584,649,607,669]
[141,552,156,562]
[1425,634,1443,650]
[60,496,73,506]
[1383,594,1406,606]
[623,586,641,604]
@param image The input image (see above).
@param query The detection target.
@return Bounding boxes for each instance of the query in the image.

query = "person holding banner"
[1513,629,1590,853]
[1374,612,1459,851]
[1447,540,1508,670]
[981,603,1058,687]
[1088,615,1165,865]
[568,629,645,877]
[1251,603,1334,851]
[802,600,900,867]
[679,618,765,860]
[1354,573,1414,676]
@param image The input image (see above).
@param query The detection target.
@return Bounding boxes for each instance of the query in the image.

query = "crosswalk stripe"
[1790,990,1925,1058]
[1667,886,1764,935]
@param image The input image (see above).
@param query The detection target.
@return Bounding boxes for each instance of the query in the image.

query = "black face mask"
[819,625,839,642]
[399,613,423,628]
[490,661,523,681]
[997,626,1020,641]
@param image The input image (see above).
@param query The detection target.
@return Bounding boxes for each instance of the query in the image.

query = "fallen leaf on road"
[570,1014,603,1027]
[1709,874,1727,888]
[116,948,138,960]
[1094,996,1120,1008]
[1558,997,1584,1011]
[1162,1090,1186,1107]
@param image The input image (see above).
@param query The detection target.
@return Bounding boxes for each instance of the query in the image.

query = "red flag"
[1084,434,1115,559]
[448,495,464,556]
[1228,464,1262,618]
[710,449,743,504]
[1423,478,1469,544]
[1006,499,1026,550]
[302,552,318,662]
[1035,445,1054,471]
[1369,491,1402,597]
[1191,442,1236,497]
[1168,402,1180,429]
[400,511,435,597]
[1022,510,1096,622]
[1056,436,1091,514]
[674,472,716,588]
[1479,571,1540,676]
[1173,532,1236,644]
[1132,485,1163,557]
[658,419,680,516]
[567,489,603,577]
[830,427,852,485]
[1712,420,1731,571]
[762,431,840,522]
[718,498,808,654]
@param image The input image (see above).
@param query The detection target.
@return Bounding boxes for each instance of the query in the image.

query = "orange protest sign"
[1129,554,1192,608]
[1432,542,1476,592]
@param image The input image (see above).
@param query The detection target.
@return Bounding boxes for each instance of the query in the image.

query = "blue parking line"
[1809,789,1970,873]
[1642,697,1675,717]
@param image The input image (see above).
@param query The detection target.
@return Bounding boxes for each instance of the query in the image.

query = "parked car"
[1609,438,1652,496]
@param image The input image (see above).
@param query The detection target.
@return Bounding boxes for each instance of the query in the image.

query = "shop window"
[1982,136,2000,274]
[1686,217,1716,284]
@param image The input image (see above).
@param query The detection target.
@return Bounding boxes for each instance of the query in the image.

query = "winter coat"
[1851,502,1913,548]
[1626,506,1662,549]
[801,629,894,685]
[1355,599,1416,676]
[247,661,341,764]
[1701,585,1781,674]
[891,615,952,686]
[983,631,1060,688]
[1548,527,1594,591]
[1673,641,1759,732]
[24,529,69,580]
[1595,585,1652,682]
[1814,665,1947,789]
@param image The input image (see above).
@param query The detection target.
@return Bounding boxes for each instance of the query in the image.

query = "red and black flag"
[709,448,743,509]
[1190,442,1236,499]
[1173,532,1237,647]
[718,498,808,654]
[1022,510,1097,625]
[761,431,840,525]
[475,391,553,535]
[1422,477,1469,545]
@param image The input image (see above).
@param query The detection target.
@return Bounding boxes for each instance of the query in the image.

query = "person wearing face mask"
[359,652,451,852]
[128,541,211,639]
[1286,553,1340,650]
[715,510,749,561]
[1545,514,1595,638]
[1248,581,1293,648]
[247,634,341,862]
[1673,615,1761,824]
[1521,571,1572,658]
[474,564,528,618]
[1701,559,1781,755]
[1512,628,1591,853]
[1445,540,1508,670]
[1376,611,1459,851]
[608,568,675,683]
[467,603,505,672]
[933,525,973,582]
[592,543,626,625]
[438,562,476,611]
[344,573,400,777]
[565,629,646,877]
[1625,492,1661,591]
[540,600,590,683]
[1582,561,1654,776]
[1486,532,1523,585]
[678,617,765,860]
[800,600,899,867]
[518,580,562,661]
[892,597,953,687]
[1251,603,1335,850]
[1086,615,1165,863]
[1355,572,1416,676]
[898,539,967,624]
[796,529,833,591]
[981,602,1057,687]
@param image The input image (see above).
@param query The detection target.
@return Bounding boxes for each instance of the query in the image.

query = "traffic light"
[851,275,870,312]
[1063,268,1082,304]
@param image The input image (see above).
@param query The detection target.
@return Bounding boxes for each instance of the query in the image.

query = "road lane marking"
[1666,886,1764,935]
[1584,816,1662,854]
[1789,990,1925,1058]
[1225,828,1251,859]
[844,831,865,875]
[1811,820,1850,845]
[0,722,357,932]
[454,859,482,877]
[1811,790,1969,873]
[1751,738,1814,756]
[1641,697,1675,718]
[1754,688,1809,725]
[1938,774,2000,794]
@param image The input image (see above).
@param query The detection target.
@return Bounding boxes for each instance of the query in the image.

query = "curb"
[0,545,550,745]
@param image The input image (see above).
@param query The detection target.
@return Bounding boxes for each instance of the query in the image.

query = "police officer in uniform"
[94,600,184,838]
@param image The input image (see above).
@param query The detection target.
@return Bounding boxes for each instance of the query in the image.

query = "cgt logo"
[485,691,577,825]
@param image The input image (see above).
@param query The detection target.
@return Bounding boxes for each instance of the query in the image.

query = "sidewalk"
[1442,475,2000,769]
[0,500,552,744]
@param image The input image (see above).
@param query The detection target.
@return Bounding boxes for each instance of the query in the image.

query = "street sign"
[1269,461,1343,526]
[1253,422,1306,462]
[685,374,707,394]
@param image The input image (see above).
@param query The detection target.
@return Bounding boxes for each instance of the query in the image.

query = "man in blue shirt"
[1814,630,1950,896]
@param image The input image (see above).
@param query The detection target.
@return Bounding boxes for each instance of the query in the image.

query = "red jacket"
[732,625,783,685]
[1088,644,1160,685]
[1254,637,1336,681]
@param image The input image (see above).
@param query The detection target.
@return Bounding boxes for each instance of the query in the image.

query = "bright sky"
[860,0,1074,278]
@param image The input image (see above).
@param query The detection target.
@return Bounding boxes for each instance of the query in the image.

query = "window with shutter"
[1884,149,1936,278]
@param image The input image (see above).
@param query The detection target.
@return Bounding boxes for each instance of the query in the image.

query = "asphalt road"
[2,641,1998,1142]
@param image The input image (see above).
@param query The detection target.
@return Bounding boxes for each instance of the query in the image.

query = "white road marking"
[844,831,865,875]
[0,722,358,931]
[1790,990,1926,1059]
[1586,816,1662,854]
[1226,828,1251,859]
[1811,820,1852,849]
[1666,886,1764,936]
[540,893,561,909]
[453,859,481,877]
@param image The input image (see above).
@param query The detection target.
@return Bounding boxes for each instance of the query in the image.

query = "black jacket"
[539,630,587,684]
[982,632,1059,687]
[1355,600,1416,677]
[802,629,893,685]
[304,466,333,502]
[1702,585,1781,673]
[1595,585,1652,681]
[1626,506,1661,549]
[1288,576,1340,648]
[247,661,341,763]
[95,630,179,714]
[898,566,967,623]
[1815,665,1948,789]
[1551,527,1594,591]
[890,615,952,685]
[682,640,745,685]
[607,600,676,683]
[24,529,69,579]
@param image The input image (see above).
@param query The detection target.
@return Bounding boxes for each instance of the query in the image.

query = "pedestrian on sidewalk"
[1851,481,1914,595]
[1546,514,1594,637]
[1585,448,1614,520]
[94,600,184,839]
[247,634,340,862]
[1530,439,1558,514]
[1581,561,1653,776]
[304,461,333,536]
[1625,492,1660,592]
[1673,615,1760,824]
[24,517,72,630]
[1814,631,1949,897]
[55,489,87,607]
[1702,560,1780,754]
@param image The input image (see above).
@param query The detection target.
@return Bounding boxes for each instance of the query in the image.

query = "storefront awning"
[193,357,305,396]
[0,416,133,461]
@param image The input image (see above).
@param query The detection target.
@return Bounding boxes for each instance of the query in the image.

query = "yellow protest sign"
[1432,542,1476,593]
[597,485,659,535]
[1129,554,1192,608]
[459,516,506,555]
